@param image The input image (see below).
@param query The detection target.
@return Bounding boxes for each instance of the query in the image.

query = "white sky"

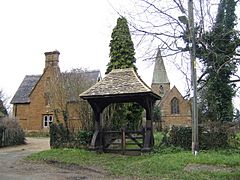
[0,0,176,103]
[0,0,239,109]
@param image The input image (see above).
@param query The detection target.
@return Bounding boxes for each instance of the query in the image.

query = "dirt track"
[0,137,113,180]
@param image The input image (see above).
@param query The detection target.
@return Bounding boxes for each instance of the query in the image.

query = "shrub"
[50,123,93,148]
[160,125,230,150]
[76,130,93,145]
[50,123,72,148]
[228,132,240,149]
[0,117,25,147]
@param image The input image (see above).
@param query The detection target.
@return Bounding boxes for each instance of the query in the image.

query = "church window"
[171,97,179,114]
[159,85,164,94]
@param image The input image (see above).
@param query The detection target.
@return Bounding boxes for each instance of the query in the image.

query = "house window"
[43,115,53,128]
[171,97,179,114]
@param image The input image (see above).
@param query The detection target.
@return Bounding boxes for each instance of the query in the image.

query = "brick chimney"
[44,50,60,70]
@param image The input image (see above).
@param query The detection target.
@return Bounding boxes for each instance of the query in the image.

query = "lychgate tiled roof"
[80,68,158,98]
[11,75,41,104]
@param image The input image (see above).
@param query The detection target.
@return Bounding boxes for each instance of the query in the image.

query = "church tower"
[151,48,170,97]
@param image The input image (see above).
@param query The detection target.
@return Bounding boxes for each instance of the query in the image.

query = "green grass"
[26,148,240,179]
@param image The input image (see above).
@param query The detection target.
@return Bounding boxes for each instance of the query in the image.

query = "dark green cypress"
[106,17,137,74]
[105,17,142,130]
[197,0,240,122]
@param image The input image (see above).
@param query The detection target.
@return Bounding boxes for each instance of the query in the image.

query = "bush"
[50,123,93,148]
[50,123,72,148]
[160,125,230,150]
[0,117,25,147]
[228,132,240,149]
[76,130,93,145]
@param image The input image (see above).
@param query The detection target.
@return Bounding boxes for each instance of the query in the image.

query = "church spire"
[152,48,169,84]
[151,48,170,96]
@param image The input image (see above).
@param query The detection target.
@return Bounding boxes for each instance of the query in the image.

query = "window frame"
[43,115,53,128]
[171,97,180,114]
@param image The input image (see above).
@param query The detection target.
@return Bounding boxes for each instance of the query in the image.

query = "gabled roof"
[160,86,184,105]
[11,70,101,104]
[64,70,101,102]
[152,48,170,84]
[11,75,41,104]
[80,68,160,99]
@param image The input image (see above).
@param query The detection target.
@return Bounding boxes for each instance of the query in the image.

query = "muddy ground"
[0,137,117,180]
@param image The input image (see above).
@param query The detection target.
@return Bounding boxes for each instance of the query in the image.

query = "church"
[151,49,191,128]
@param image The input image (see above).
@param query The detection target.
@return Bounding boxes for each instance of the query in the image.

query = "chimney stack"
[44,50,60,69]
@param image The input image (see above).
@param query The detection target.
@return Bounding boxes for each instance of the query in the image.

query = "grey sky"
[1,0,239,109]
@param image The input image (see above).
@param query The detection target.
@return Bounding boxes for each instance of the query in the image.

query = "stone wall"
[159,86,191,128]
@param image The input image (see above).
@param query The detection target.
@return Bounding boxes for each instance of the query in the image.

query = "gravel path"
[0,137,113,180]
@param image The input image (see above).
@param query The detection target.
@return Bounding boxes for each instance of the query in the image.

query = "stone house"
[11,50,101,131]
[151,49,191,128]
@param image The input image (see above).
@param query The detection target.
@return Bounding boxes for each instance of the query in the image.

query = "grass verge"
[26,148,240,179]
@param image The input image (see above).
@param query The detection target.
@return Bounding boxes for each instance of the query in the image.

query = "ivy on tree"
[196,0,240,122]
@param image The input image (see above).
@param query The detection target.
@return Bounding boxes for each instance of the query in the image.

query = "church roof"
[152,48,170,84]
[11,70,101,104]
[80,68,160,99]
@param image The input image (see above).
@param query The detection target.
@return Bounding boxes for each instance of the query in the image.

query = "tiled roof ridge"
[80,67,156,97]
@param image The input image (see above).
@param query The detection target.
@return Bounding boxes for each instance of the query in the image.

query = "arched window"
[159,85,164,94]
[171,97,179,114]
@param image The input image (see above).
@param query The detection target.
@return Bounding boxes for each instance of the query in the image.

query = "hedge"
[161,125,230,150]
[0,118,25,147]
[50,123,93,148]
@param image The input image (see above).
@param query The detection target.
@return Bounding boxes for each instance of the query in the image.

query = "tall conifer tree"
[105,17,142,130]
[106,17,137,74]
[197,0,240,122]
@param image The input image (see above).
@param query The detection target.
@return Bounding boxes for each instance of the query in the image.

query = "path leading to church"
[0,137,111,180]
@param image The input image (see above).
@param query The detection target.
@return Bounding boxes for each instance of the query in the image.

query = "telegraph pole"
[188,0,199,155]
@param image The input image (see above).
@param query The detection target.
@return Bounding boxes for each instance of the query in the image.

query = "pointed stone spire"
[151,48,170,96]
[152,48,169,84]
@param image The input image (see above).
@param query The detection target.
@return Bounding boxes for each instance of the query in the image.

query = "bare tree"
[0,89,8,118]
[48,68,97,131]
[111,0,240,96]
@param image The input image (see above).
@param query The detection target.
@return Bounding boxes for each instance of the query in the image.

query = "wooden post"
[89,104,103,151]
[142,99,154,152]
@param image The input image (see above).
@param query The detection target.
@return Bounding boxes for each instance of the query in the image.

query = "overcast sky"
[0,0,239,109]
[0,0,181,104]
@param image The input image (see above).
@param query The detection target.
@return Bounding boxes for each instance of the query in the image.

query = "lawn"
[26,148,240,180]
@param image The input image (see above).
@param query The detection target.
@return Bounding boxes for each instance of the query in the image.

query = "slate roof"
[11,75,41,104]
[80,68,160,98]
[64,70,101,102]
[152,48,170,84]
[11,70,101,104]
